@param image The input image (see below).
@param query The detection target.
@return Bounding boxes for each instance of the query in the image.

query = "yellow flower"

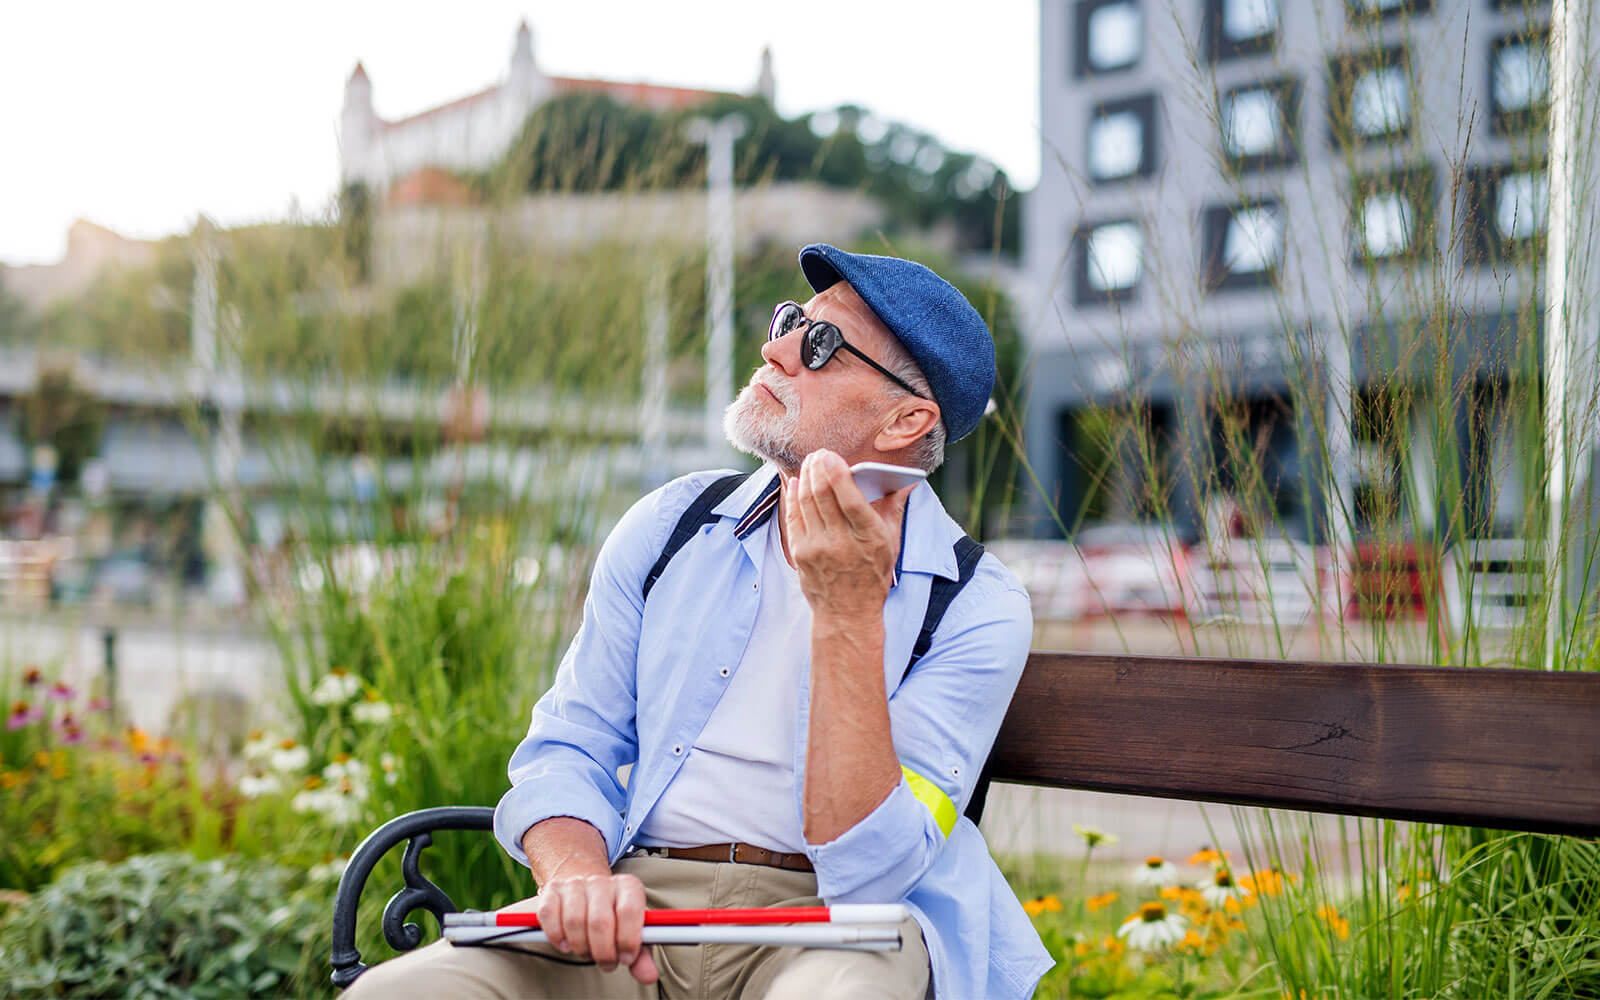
[0,770,26,790]
[1071,824,1119,848]
[1101,934,1125,957]
[1023,894,1062,917]
[1086,891,1119,912]
[1240,867,1288,896]
[126,728,150,754]
[1187,846,1232,867]
[1316,904,1350,940]
[32,750,50,769]
[1073,938,1094,957]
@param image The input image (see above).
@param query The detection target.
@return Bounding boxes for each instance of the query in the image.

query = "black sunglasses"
[767,301,927,399]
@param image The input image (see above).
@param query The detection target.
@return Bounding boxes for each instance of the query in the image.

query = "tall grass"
[1020,0,1600,994]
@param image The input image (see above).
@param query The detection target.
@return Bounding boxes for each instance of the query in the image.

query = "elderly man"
[348,245,1050,998]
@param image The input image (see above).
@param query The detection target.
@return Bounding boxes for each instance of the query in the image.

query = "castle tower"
[753,46,775,104]
[339,62,377,185]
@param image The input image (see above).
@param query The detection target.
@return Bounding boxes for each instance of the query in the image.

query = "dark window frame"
[1204,0,1278,63]
[1345,0,1434,24]
[1073,217,1144,306]
[1464,160,1549,262]
[1488,28,1552,135]
[1086,93,1160,184]
[1327,45,1413,147]
[1219,77,1301,173]
[1202,199,1285,293]
[1074,0,1143,77]
[1349,164,1436,266]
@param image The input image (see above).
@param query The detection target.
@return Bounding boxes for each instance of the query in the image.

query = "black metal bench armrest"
[329,805,496,990]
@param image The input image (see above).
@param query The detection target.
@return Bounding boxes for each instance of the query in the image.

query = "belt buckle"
[728,842,739,863]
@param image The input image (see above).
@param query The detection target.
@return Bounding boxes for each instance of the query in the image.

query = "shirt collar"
[710,462,965,582]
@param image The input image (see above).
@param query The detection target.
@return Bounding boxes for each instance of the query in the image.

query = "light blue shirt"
[495,465,1053,999]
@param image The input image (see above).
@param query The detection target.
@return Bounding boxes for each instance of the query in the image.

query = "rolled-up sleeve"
[493,485,671,867]
[805,571,1033,902]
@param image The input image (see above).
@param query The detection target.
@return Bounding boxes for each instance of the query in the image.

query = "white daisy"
[1117,901,1189,952]
[268,739,311,774]
[1199,868,1252,910]
[238,772,283,798]
[242,730,277,762]
[352,699,393,724]
[380,753,400,786]
[1133,855,1179,888]
[1071,823,1119,849]
[310,669,362,707]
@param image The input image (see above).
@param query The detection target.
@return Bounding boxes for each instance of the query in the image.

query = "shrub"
[0,853,324,999]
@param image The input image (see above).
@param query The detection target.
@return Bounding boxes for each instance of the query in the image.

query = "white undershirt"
[636,517,811,853]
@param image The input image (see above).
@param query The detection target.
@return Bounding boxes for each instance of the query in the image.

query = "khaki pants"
[344,853,930,1000]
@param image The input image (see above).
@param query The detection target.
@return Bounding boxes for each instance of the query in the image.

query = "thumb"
[629,946,659,984]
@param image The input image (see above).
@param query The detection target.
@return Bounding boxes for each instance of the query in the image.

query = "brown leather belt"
[647,842,814,873]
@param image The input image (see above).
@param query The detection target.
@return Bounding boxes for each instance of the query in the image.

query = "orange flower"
[1023,894,1062,917]
[1086,891,1119,913]
[1187,846,1232,867]
[126,728,150,754]
[1316,904,1350,940]
[1240,867,1288,896]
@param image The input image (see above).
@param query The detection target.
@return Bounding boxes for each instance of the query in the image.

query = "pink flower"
[87,697,112,713]
[22,667,42,687]
[53,712,78,733]
[46,682,74,703]
[60,726,85,746]
[6,701,43,730]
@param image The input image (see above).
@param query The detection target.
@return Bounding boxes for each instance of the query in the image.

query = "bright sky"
[0,1,1040,266]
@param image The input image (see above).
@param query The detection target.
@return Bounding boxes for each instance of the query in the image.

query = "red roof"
[549,76,727,111]
[386,167,478,208]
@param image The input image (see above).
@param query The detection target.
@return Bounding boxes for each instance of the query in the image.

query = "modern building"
[339,21,775,193]
[1022,0,1586,546]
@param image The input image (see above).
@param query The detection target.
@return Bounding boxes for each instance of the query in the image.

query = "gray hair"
[876,338,947,473]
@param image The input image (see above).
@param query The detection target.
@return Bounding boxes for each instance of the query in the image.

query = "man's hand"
[531,872,655,980]
[519,818,658,983]
[784,450,911,621]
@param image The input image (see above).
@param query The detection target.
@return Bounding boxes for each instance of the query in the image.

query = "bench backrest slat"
[988,652,1600,837]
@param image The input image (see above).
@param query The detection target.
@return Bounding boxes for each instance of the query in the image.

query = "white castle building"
[339,22,776,192]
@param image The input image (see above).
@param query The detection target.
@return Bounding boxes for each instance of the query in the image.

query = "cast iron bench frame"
[329,650,1600,988]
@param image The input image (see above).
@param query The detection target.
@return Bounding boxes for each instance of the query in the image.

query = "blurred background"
[1,1,1597,996]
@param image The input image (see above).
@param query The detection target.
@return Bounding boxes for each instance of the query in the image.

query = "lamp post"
[687,114,746,452]
[1542,0,1595,669]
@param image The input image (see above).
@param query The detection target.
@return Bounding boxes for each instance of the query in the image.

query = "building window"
[1489,29,1551,134]
[1351,165,1435,263]
[1074,219,1144,304]
[1221,79,1299,171]
[1202,200,1285,291]
[1087,94,1159,183]
[1076,0,1142,76]
[1467,163,1549,260]
[1205,0,1279,61]
[1345,0,1433,22]
[1329,47,1411,145]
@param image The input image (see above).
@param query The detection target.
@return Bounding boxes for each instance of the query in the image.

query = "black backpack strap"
[895,534,997,826]
[902,535,985,681]
[641,472,751,603]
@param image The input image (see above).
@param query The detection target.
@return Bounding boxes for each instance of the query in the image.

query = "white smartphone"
[849,462,928,502]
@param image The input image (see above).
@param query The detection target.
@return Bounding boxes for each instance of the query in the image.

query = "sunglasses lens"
[770,303,804,342]
[803,323,837,370]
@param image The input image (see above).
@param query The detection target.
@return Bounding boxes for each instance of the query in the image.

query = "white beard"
[723,370,870,472]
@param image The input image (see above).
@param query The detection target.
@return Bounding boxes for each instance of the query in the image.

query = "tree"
[19,364,105,487]
[484,94,1020,254]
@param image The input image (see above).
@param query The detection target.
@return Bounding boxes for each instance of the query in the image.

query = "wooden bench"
[329,650,1600,987]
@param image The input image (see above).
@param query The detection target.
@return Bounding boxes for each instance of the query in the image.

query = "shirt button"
[719,667,730,677]
[672,744,684,755]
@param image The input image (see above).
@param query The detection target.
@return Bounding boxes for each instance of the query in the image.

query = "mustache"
[750,370,797,407]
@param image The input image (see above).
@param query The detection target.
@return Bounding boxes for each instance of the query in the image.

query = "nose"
[760,328,802,376]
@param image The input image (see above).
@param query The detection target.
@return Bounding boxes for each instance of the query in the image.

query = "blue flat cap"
[798,243,994,443]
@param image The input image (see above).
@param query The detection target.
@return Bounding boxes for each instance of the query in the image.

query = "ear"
[874,398,941,453]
